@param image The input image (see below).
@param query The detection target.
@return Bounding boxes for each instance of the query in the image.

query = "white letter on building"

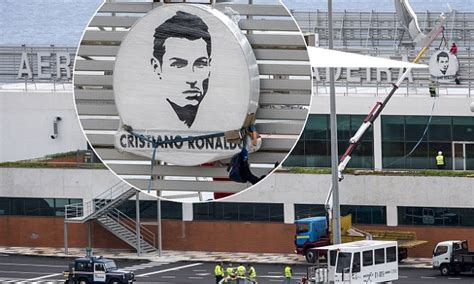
[37,52,51,79]
[377,68,392,82]
[347,68,361,83]
[17,52,32,78]
[56,52,71,79]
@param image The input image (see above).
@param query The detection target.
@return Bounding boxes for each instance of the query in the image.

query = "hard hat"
[438,151,442,155]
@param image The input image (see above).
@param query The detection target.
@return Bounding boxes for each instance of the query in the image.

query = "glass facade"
[294,204,326,220]
[398,206,474,227]
[0,197,82,217]
[382,116,474,169]
[116,200,182,220]
[193,202,284,222]
[294,204,385,225]
[285,114,374,168]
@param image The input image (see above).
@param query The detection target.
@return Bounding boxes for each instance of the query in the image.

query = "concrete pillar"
[386,206,398,227]
[284,203,295,224]
[182,203,193,221]
[373,118,383,170]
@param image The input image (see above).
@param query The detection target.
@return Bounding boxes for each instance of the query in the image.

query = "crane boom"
[325,14,446,213]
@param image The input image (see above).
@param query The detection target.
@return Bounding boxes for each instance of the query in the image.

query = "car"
[63,256,135,284]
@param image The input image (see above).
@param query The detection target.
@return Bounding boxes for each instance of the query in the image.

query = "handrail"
[64,182,134,220]
[106,208,156,249]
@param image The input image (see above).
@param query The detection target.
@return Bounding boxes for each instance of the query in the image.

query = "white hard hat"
[438,151,442,155]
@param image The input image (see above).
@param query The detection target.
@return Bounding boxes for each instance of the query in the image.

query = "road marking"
[189,276,203,279]
[0,270,52,275]
[161,276,176,279]
[449,278,461,280]
[421,276,436,279]
[0,262,64,268]
[196,273,210,276]
[27,273,62,281]
[137,262,203,277]
[268,271,281,274]
[193,269,207,272]
[399,275,408,278]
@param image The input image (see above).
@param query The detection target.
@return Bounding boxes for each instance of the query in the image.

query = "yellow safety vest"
[284,266,292,278]
[248,266,256,278]
[226,267,234,276]
[237,265,246,277]
[436,154,445,166]
[215,265,224,276]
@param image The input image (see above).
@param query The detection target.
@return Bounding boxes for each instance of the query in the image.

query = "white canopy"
[308,46,428,68]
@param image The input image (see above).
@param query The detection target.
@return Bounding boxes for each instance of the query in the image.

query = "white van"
[308,240,399,283]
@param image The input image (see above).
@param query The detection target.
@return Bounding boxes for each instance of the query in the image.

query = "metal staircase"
[64,182,156,254]
[98,209,156,253]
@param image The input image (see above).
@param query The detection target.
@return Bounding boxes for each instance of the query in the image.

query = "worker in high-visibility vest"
[436,151,445,169]
[226,263,235,278]
[284,265,292,284]
[214,262,224,284]
[247,264,257,282]
[237,263,246,278]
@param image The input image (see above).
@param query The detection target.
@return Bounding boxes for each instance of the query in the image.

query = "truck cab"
[295,216,331,263]
[433,240,474,276]
[64,256,135,284]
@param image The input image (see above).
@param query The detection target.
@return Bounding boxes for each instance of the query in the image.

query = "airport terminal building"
[0,6,473,258]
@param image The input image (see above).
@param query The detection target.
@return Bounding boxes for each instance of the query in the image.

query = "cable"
[385,98,437,168]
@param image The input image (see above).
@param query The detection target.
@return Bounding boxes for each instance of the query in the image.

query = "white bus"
[308,240,399,283]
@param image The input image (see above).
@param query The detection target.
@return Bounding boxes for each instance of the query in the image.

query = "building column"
[284,203,295,224]
[386,206,398,227]
[182,202,193,221]
[373,118,383,170]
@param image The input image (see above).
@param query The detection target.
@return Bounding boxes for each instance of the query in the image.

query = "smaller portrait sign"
[429,49,459,83]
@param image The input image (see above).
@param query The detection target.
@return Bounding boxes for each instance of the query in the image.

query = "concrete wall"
[0,91,87,162]
[0,168,120,202]
[229,172,474,208]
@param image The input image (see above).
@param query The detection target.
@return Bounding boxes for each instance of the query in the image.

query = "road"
[0,254,473,283]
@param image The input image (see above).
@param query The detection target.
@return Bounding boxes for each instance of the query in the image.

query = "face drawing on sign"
[150,11,212,128]
[437,51,449,75]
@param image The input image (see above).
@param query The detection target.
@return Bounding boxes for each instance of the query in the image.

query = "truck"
[295,215,426,263]
[433,240,474,276]
[63,256,135,284]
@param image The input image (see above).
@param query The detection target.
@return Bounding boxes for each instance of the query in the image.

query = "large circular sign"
[429,49,459,83]
[113,4,259,166]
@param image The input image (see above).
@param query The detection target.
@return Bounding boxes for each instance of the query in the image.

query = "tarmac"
[0,246,433,269]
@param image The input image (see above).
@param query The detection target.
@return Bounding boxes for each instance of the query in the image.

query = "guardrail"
[107,208,156,249]
[65,181,132,220]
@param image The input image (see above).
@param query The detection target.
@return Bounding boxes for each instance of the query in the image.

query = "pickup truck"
[433,240,474,276]
[63,256,135,284]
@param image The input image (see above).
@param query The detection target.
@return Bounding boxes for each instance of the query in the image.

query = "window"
[193,202,284,222]
[375,248,385,265]
[352,252,361,273]
[341,205,386,225]
[330,250,337,267]
[294,204,326,220]
[0,197,83,217]
[386,246,397,263]
[363,250,373,266]
[296,223,309,234]
[434,245,448,256]
[336,252,352,273]
[285,114,374,169]
[382,115,474,170]
[116,200,182,220]
[95,263,105,272]
[398,207,474,227]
